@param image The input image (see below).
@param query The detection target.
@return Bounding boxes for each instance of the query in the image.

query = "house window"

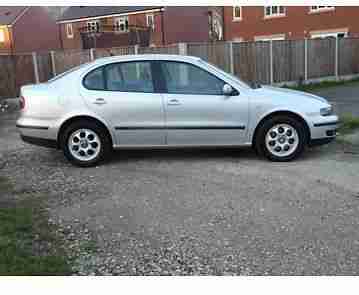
[146,14,155,31]
[0,28,5,42]
[66,23,73,39]
[233,6,242,20]
[115,16,129,32]
[87,21,100,32]
[255,34,286,42]
[310,6,335,13]
[310,30,347,39]
[264,6,285,17]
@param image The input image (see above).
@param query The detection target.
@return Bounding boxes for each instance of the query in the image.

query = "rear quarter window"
[83,67,105,90]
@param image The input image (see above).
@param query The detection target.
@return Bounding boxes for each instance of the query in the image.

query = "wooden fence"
[1,38,359,98]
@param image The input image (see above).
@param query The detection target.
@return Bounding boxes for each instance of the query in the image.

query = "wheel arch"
[252,110,311,146]
[57,115,114,149]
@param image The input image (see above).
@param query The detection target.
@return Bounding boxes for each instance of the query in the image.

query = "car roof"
[92,54,202,65]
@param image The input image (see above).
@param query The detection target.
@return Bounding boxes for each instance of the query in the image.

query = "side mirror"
[222,84,237,96]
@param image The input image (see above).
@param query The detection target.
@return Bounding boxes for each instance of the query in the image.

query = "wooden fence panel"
[54,49,91,74]
[307,38,335,79]
[273,40,305,83]
[138,44,179,55]
[95,46,135,58]
[187,42,231,72]
[338,37,359,76]
[14,54,35,96]
[0,55,16,98]
[37,53,53,83]
[233,41,271,84]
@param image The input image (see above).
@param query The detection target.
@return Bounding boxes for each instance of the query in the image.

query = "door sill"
[113,143,252,150]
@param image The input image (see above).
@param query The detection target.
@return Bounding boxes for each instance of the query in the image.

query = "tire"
[61,120,112,167]
[255,115,307,162]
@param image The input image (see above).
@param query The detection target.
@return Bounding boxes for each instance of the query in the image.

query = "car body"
[16,54,339,166]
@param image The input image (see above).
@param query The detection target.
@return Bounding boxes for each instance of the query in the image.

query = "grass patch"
[283,77,359,92]
[338,114,359,135]
[0,177,71,275]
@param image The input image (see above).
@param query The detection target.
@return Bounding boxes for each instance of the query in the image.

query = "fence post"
[269,40,274,84]
[335,37,339,80]
[134,44,139,54]
[304,38,308,82]
[32,52,40,84]
[50,51,56,76]
[90,48,95,61]
[229,42,234,74]
[178,43,187,55]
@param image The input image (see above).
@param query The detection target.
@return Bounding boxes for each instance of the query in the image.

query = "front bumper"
[309,117,339,147]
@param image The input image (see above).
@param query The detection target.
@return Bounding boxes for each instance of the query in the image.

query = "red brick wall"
[163,6,210,44]
[60,20,86,50]
[12,7,60,53]
[224,6,359,41]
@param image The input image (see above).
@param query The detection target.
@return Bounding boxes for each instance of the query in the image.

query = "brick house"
[0,6,60,54]
[57,6,224,50]
[224,6,359,41]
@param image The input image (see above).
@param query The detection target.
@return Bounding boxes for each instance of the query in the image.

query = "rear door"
[80,60,166,146]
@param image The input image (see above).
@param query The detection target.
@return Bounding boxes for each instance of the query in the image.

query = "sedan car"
[16,54,339,167]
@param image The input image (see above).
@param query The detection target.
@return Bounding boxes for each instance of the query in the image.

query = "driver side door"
[159,61,248,146]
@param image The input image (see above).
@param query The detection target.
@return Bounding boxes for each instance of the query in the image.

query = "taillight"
[20,96,25,110]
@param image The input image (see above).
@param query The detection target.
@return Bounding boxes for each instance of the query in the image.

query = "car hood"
[258,85,329,104]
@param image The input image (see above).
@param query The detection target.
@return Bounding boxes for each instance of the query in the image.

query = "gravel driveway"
[2,108,359,275]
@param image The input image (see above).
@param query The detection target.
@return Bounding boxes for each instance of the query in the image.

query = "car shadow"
[108,147,258,164]
[41,143,337,168]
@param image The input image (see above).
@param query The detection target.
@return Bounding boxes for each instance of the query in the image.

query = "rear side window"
[83,67,105,90]
[106,62,154,93]
[82,61,154,93]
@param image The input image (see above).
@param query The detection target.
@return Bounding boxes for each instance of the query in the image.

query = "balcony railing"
[79,25,149,34]
[79,25,151,49]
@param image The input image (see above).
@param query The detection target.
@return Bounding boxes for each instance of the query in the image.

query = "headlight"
[320,106,333,116]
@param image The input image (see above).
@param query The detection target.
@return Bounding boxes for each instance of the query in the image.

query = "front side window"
[106,62,154,93]
[264,6,285,17]
[160,61,225,95]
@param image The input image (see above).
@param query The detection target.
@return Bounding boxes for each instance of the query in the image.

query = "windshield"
[47,63,89,83]
[199,60,253,89]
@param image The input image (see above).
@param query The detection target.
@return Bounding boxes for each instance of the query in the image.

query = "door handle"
[93,98,106,105]
[168,99,181,106]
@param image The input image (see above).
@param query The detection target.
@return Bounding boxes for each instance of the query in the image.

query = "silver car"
[16,54,339,167]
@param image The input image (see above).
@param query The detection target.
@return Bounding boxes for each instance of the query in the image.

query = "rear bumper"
[20,135,58,149]
[16,119,59,149]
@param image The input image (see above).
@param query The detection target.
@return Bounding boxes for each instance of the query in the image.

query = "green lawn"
[338,114,359,135]
[0,176,71,275]
[283,77,359,92]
